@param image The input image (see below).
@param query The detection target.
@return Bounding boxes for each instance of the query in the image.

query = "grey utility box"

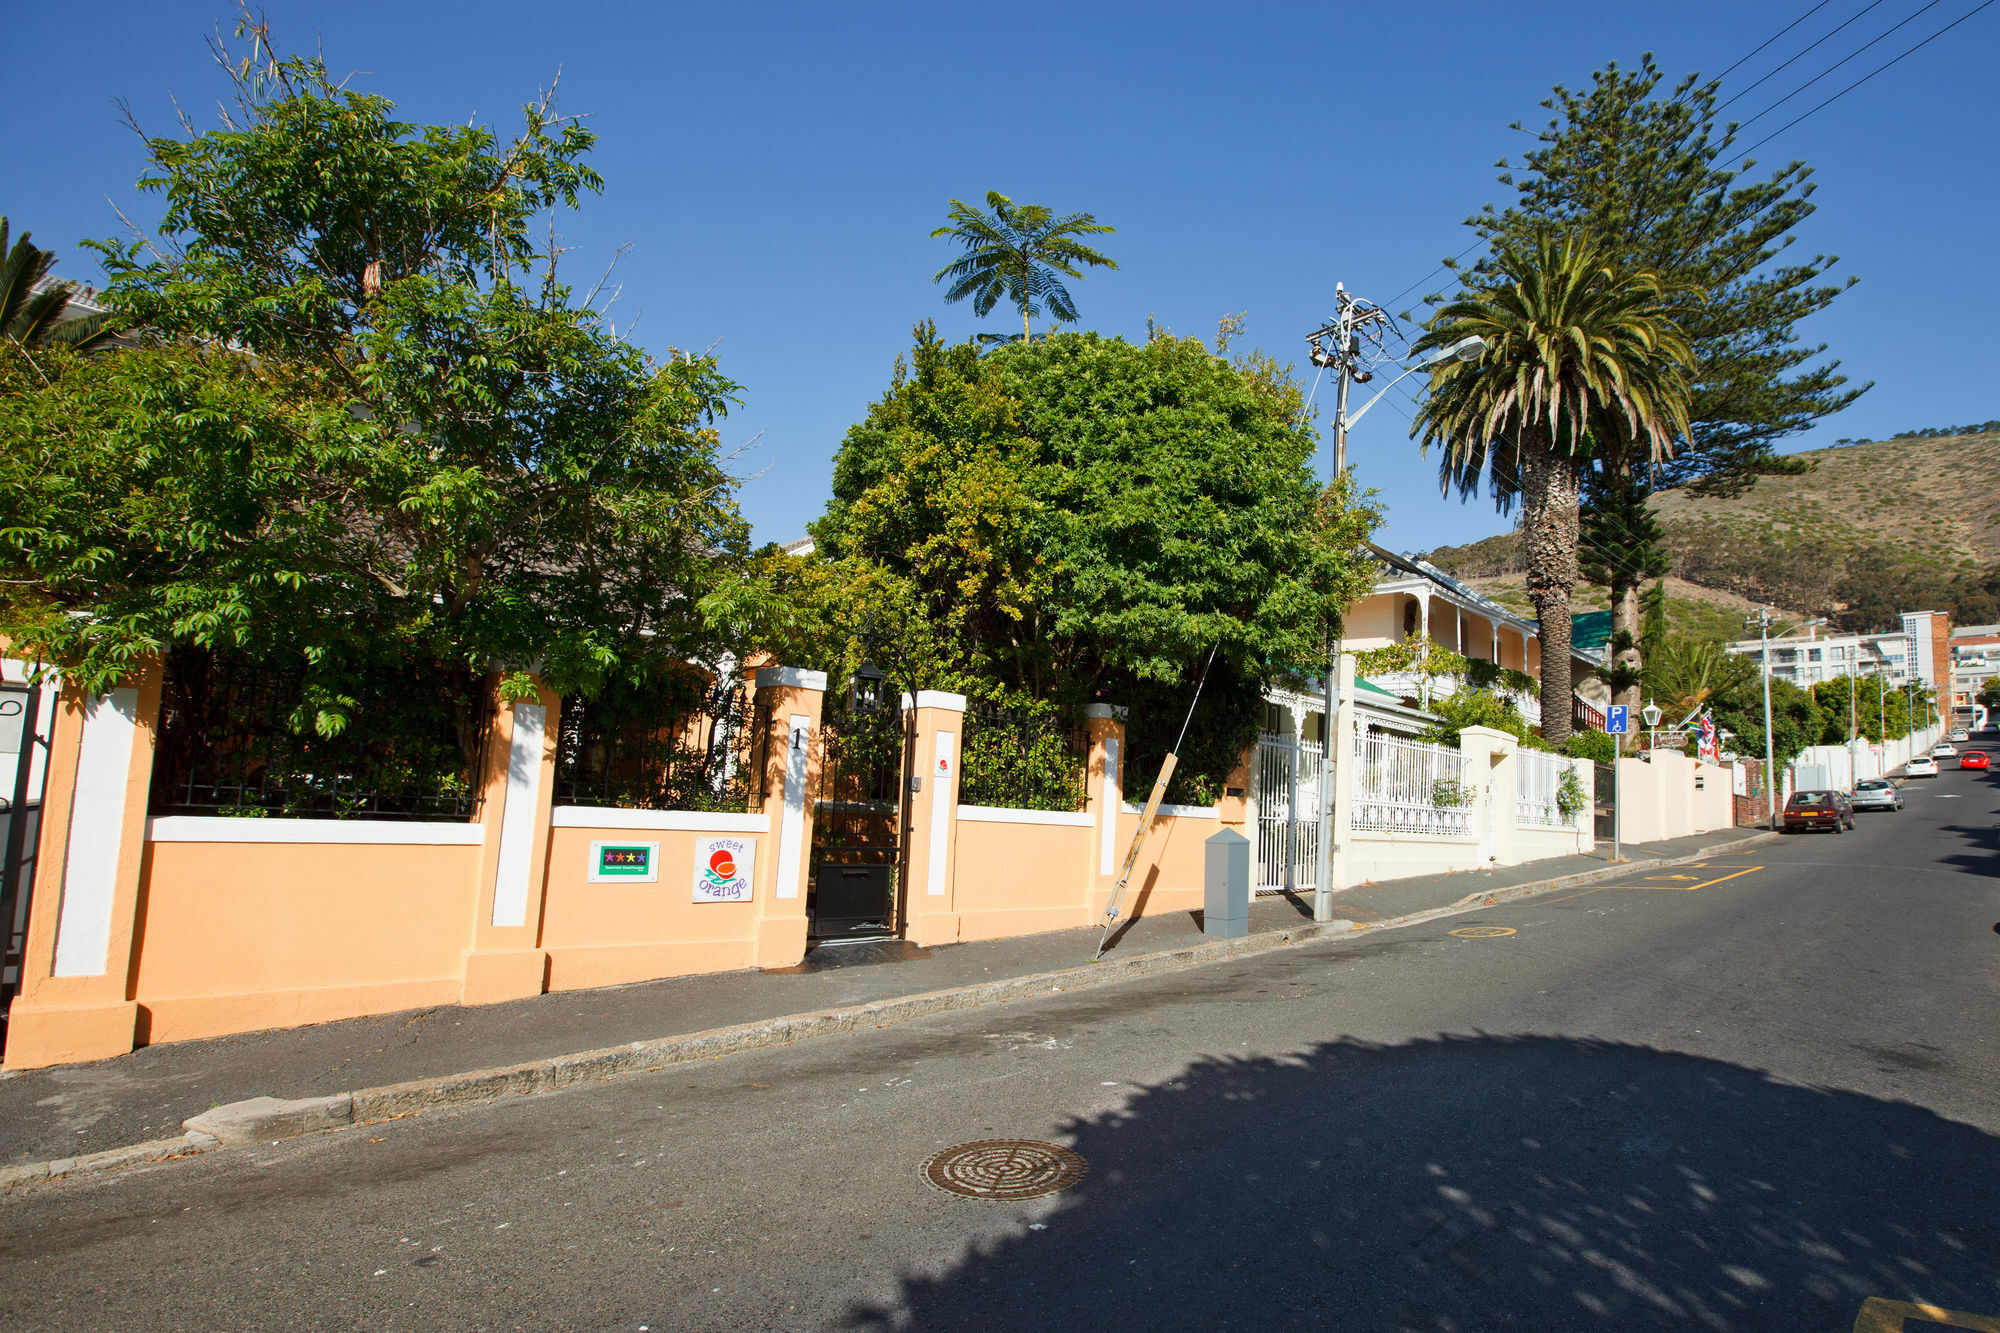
[1203,827,1251,939]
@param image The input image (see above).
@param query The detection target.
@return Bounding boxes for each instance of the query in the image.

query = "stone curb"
[1,831,1775,1194]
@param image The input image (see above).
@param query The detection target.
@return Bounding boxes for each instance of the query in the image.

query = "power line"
[1733,0,1947,134]
[1711,0,1842,84]
[1735,0,1997,158]
[1715,0,1892,112]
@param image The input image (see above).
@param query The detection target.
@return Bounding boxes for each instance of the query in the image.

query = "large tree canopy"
[806,323,1377,800]
[0,37,746,719]
[1459,55,1864,493]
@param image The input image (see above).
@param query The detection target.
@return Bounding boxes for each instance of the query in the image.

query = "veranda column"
[462,676,560,1005]
[750,666,826,967]
[901,691,967,948]
[3,659,162,1069]
[1083,704,1127,924]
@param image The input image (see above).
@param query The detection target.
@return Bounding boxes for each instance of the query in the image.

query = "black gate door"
[0,682,47,1019]
[1593,760,1617,842]
[808,695,911,940]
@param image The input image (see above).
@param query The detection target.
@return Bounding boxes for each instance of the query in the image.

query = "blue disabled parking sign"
[1607,704,1632,734]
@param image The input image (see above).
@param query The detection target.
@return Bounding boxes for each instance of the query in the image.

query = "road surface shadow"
[847,1033,2000,1331]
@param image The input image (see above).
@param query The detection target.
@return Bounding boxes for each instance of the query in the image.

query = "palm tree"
[2,218,113,350]
[930,191,1116,343]
[1647,637,1756,720]
[1411,232,1695,746]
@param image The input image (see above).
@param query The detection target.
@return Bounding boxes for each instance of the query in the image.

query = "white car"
[1906,756,1939,778]
[1931,743,1958,757]
[1951,729,1970,742]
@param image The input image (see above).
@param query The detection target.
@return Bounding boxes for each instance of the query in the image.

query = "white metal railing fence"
[1352,732,1472,837]
[1254,732,1322,892]
[1516,748,1572,827]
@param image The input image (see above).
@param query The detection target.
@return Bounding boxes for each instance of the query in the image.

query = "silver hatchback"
[1851,778,1904,811]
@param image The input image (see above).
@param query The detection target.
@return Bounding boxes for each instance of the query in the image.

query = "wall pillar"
[750,667,825,967]
[1329,655,1360,892]
[900,691,967,947]
[1084,704,1127,921]
[462,676,560,1006]
[3,660,162,1070]
[1458,725,1518,866]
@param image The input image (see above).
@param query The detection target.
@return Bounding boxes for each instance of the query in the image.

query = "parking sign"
[1607,704,1632,735]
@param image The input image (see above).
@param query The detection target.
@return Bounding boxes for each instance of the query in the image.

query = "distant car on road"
[1851,778,1904,811]
[1783,789,1855,833]
[1906,755,1940,778]
[1932,743,1958,757]
[1951,728,1970,742]
[1962,750,1991,771]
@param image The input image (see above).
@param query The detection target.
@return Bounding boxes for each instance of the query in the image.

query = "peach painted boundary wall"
[132,818,483,1045]
[948,807,1093,941]
[540,808,784,991]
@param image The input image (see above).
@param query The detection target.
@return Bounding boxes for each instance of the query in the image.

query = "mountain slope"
[1417,428,2000,628]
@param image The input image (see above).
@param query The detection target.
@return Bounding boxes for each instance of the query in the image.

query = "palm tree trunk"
[1023,308,1031,343]
[1520,446,1583,748]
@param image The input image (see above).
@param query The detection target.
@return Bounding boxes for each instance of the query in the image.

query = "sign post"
[1605,705,1632,862]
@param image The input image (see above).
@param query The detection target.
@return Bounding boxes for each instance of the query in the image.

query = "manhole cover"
[921,1139,1088,1200]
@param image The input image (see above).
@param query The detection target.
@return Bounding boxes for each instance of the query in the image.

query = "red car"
[1961,750,1990,770]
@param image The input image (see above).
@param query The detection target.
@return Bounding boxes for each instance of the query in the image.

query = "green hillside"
[1417,427,2000,632]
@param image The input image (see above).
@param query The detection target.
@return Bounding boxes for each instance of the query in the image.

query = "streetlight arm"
[1339,362,1429,432]
[1338,336,1484,433]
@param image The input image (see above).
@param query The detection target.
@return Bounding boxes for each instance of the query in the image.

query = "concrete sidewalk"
[0,827,1772,1173]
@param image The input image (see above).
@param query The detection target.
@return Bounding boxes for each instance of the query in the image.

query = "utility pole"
[1746,607,1779,828]
[1305,286,1388,924]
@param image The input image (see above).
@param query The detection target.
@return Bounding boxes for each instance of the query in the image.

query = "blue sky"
[8,2,1995,555]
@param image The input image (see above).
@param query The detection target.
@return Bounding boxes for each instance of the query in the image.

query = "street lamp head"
[1642,701,1664,728]
[1449,335,1485,362]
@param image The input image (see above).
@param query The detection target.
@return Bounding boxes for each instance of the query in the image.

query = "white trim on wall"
[1121,801,1220,820]
[958,805,1094,827]
[490,702,546,928]
[926,729,955,894]
[147,817,483,845]
[757,667,828,692]
[1099,737,1121,876]
[551,807,770,833]
[775,714,809,898]
[53,689,140,977]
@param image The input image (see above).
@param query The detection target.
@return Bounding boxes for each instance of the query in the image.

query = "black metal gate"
[807,694,911,940]
[0,682,48,1020]
[1593,760,1617,842]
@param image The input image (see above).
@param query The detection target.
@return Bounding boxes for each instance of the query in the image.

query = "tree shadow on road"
[846,1034,2000,1331]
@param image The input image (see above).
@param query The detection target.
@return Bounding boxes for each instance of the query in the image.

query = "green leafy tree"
[1712,674,1821,772]
[811,324,1379,802]
[1,218,113,350]
[1416,688,1535,750]
[930,191,1117,344]
[0,28,745,724]
[1461,56,1864,493]
[1461,57,1866,693]
[1413,231,1695,746]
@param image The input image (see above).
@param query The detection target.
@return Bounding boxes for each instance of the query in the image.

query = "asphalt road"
[2,759,1997,1331]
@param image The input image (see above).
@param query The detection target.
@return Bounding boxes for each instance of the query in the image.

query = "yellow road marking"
[1549,865,1765,901]
[1448,926,1516,938]
[1854,1296,2000,1331]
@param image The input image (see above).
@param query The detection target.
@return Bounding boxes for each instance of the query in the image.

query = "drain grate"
[922,1139,1088,1200]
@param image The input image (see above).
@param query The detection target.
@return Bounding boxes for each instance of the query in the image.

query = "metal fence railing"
[1516,748,1572,827]
[1254,732,1322,893]
[556,674,750,813]
[1352,731,1472,837]
[957,702,1088,813]
[149,648,492,822]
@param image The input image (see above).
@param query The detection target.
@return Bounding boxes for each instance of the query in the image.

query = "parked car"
[1932,742,1958,757]
[1962,750,1991,771]
[1906,755,1940,778]
[1951,728,1970,742]
[1851,778,1904,812]
[1783,789,1855,833]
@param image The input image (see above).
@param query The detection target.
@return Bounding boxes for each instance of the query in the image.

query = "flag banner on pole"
[1698,711,1720,761]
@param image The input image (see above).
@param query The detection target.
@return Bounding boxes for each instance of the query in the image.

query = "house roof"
[1571,610,1614,652]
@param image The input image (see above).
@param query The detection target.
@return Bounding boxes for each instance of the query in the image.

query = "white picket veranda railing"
[1254,731,1322,892]
[1352,732,1471,837]
[1516,748,1573,828]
